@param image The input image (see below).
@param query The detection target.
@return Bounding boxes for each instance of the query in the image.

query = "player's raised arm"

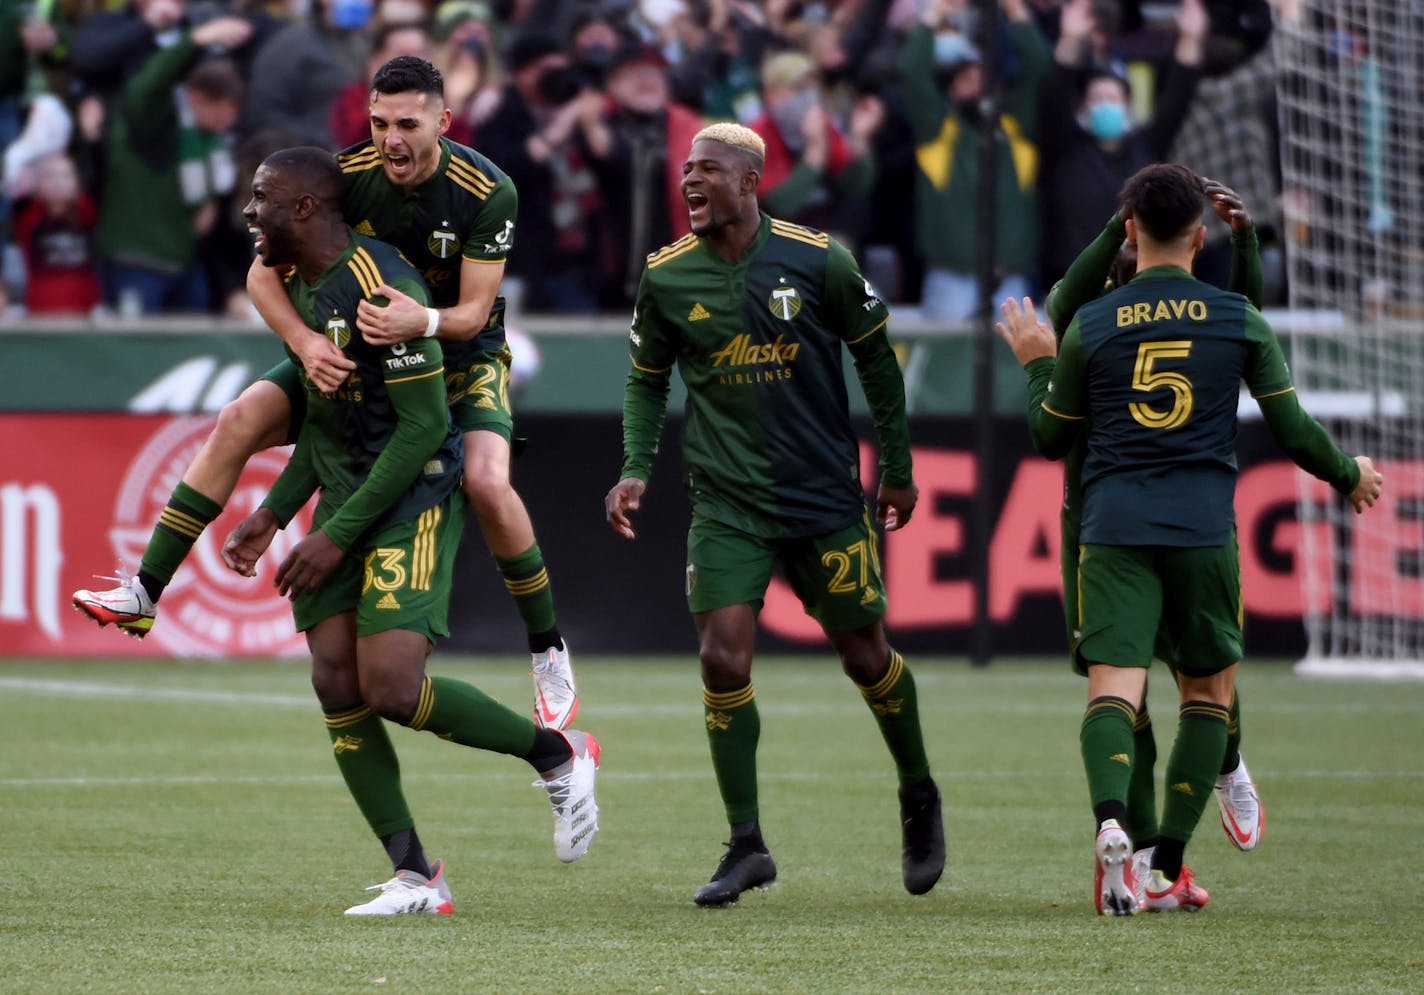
[1045,212,1127,334]
[1202,177,1263,307]
[998,296,1082,459]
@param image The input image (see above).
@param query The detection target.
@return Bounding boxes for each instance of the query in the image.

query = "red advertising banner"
[3,413,1417,659]
[0,415,314,658]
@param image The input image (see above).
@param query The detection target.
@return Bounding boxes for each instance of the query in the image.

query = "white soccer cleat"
[534,730,600,863]
[1131,846,1155,909]
[1093,819,1139,916]
[72,568,157,639]
[1215,756,1265,851]
[344,859,454,916]
[532,641,578,730]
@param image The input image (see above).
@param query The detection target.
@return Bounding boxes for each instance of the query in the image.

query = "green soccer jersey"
[263,233,463,551]
[621,214,912,538]
[1042,266,1293,547]
[1040,220,1265,546]
[337,137,517,364]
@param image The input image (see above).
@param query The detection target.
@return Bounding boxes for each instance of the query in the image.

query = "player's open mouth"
[248,226,266,253]
[687,192,708,218]
[384,151,412,172]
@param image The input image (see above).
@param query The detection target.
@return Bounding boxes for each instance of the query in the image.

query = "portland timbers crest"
[768,277,802,320]
[325,312,351,349]
[428,220,459,259]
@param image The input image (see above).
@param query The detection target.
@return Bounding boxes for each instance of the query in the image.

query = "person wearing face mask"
[1038,0,1208,285]
[745,50,876,241]
[897,0,1049,322]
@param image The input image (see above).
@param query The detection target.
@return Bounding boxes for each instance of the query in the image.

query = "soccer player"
[223,147,599,915]
[604,123,944,907]
[72,56,578,732]
[1042,179,1269,899]
[998,162,1382,915]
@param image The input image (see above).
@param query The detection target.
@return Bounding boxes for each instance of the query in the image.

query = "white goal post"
[1274,1,1424,678]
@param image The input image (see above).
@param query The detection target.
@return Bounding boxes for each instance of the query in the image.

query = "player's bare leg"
[462,429,576,729]
[72,381,292,637]
[830,622,943,895]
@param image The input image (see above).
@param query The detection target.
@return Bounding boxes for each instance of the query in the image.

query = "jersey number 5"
[1129,340,1194,430]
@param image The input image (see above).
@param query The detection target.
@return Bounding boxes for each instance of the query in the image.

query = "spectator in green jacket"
[897,0,1049,323]
[96,15,251,314]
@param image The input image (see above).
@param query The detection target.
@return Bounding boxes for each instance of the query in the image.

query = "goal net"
[1274,0,1424,678]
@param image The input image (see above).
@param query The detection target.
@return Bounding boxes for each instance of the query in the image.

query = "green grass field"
[2,656,1421,993]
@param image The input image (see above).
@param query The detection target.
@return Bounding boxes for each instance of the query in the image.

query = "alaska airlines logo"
[325,313,351,349]
[768,278,802,320]
[710,334,800,368]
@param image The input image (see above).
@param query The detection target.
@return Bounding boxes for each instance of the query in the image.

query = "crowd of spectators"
[0,0,1291,319]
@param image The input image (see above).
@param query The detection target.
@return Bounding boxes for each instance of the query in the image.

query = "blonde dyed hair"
[692,123,765,165]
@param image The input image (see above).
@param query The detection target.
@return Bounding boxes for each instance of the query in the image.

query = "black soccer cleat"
[899,777,945,895]
[693,841,778,907]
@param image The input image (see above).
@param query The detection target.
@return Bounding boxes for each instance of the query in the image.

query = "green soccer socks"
[1081,696,1136,825]
[704,684,760,826]
[139,481,223,601]
[1125,707,1159,845]
[1158,700,1230,854]
[324,704,415,839]
[496,544,561,653]
[406,676,538,757]
[1221,689,1243,775]
[856,650,931,785]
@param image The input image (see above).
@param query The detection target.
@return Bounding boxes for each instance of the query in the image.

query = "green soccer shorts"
[445,347,514,440]
[293,489,466,643]
[1074,539,1243,677]
[1060,513,1175,676]
[686,509,888,633]
[259,359,308,446]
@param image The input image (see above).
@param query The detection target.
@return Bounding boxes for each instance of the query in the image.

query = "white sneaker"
[534,730,600,863]
[1131,846,1155,909]
[532,641,578,730]
[1215,756,1265,851]
[344,859,454,916]
[72,568,157,639]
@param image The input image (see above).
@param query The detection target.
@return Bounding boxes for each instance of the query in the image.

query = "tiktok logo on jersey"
[862,278,883,312]
[483,219,514,255]
[428,220,459,259]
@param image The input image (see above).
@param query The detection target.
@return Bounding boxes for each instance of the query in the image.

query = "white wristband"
[423,307,440,338]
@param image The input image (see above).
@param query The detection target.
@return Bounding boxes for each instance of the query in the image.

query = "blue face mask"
[330,0,373,31]
[1086,100,1130,141]
[933,32,979,68]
